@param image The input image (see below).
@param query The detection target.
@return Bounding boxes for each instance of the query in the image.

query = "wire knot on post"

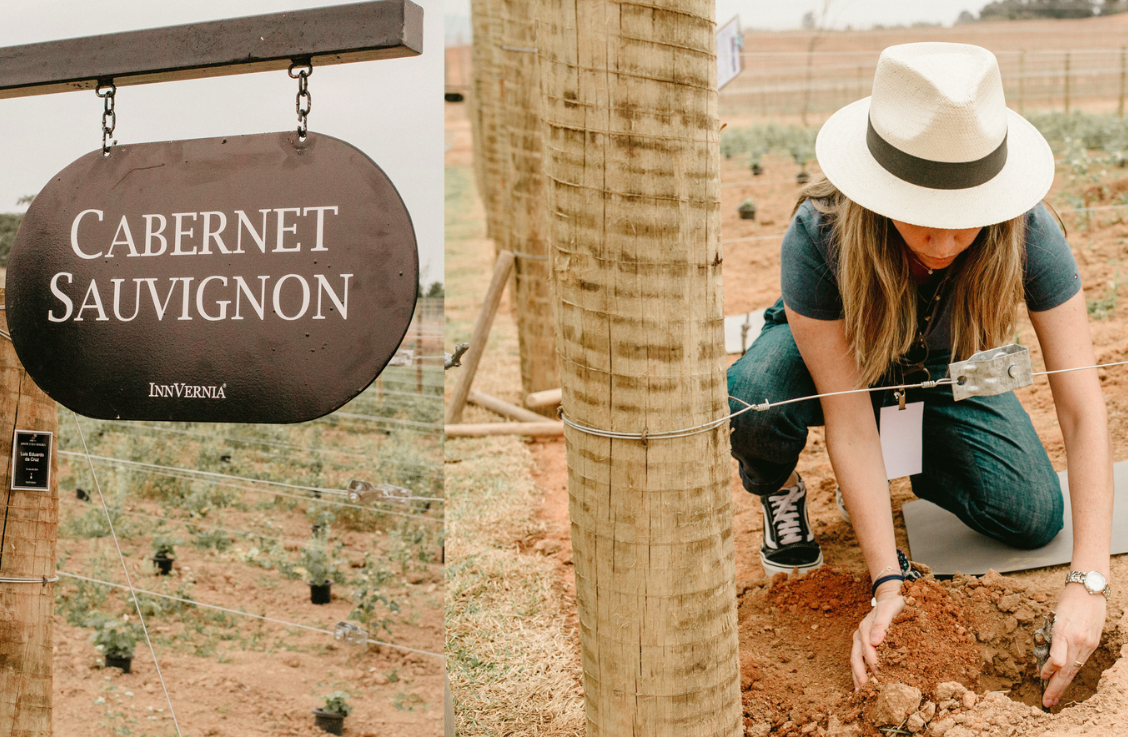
[288,61,313,139]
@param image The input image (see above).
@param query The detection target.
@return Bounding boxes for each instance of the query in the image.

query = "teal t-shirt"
[780,200,1081,354]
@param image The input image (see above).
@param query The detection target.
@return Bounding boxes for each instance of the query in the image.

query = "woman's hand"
[850,584,905,690]
[1040,585,1107,708]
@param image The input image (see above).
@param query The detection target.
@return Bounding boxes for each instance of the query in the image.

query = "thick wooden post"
[470,0,507,247]
[539,2,740,735]
[0,291,60,737]
[498,0,559,412]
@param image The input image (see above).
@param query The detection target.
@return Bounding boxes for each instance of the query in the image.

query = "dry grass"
[444,164,584,736]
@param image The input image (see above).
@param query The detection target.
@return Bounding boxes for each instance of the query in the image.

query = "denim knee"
[967,483,1064,549]
[727,322,820,495]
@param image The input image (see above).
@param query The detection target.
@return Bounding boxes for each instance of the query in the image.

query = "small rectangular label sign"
[11,430,52,491]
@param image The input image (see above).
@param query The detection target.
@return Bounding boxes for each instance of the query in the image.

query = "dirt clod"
[870,682,921,725]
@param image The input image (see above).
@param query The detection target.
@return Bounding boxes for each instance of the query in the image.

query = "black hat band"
[866,116,1008,190]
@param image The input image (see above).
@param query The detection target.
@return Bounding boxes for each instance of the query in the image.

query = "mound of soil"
[739,568,1124,736]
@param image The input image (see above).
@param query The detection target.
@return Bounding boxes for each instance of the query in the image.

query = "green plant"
[1087,269,1122,320]
[152,535,179,558]
[87,614,139,659]
[300,530,336,585]
[321,691,352,717]
[349,557,400,635]
[188,526,233,551]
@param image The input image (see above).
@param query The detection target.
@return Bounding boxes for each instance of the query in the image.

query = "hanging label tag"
[879,402,923,480]
[11,430,53,491]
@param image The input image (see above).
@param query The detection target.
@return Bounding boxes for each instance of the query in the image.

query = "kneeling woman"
[727,43,1111,709]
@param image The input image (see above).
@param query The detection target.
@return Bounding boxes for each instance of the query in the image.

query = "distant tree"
[979,0,1099,21]
[0,214,23,268]
[801,11,816,30]
[956,9,978,23]
[425,281,444,298]
[1099,0,1128,13]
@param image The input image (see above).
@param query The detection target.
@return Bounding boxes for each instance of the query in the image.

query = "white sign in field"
[717,15,743,90]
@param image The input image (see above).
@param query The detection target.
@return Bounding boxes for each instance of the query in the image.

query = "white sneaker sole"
[760,550,824,578]
[836,487,850,525]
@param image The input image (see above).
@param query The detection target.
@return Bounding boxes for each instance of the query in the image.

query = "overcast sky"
[2,0,443,286]
[445,1,990,42]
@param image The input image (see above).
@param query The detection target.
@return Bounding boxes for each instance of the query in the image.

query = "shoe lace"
[768,484,804,545]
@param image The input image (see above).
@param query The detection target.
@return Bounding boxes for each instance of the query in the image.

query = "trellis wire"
[60,452,444,522]
[561,358,1128,442]
[91,420,442,477]
[58,450,442,504]
[72,412,183,737]
[57,498,390,559]
[56,571,444,659]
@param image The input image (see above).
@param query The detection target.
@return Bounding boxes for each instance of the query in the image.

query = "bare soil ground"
[49,369,444,735]
[445,76,1128,733]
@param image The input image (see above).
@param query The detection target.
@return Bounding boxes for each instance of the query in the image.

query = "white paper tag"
[879,402,924,480]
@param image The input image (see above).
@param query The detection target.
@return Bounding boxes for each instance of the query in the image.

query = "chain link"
[288,62,313,138]
[96,82,116,155]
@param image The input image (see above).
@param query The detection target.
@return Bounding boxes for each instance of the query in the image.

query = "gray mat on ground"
[903,460,1128,576]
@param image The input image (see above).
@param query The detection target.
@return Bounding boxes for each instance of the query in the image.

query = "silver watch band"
[1065,570,1111,600]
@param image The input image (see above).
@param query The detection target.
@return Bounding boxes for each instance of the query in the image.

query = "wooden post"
[415,315,423,394]
[1064,50,1071,114]
[445,251,515,425]
[470,0,506,247]
[468,389,547,423]
[539,1,740,735]
[498,0,560,413]
[1119,47,1125,118]
[0,291,59,737]
[1018,50,1025,115]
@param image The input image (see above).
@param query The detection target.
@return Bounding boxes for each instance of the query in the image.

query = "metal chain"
[96,82,116,155]
[288,62,313,138]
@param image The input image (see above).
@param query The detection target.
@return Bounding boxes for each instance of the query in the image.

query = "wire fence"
[721,47,1128,120]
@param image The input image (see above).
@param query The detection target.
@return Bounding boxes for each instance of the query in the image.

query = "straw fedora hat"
[815,42,1054,230]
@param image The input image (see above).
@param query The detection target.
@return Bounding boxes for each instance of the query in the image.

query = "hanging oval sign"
[6,131,418,423]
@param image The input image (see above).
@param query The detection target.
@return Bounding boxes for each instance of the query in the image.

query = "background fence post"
[1064,50,1071,114]
[0,288,59,737]
[1119,47,1125,118]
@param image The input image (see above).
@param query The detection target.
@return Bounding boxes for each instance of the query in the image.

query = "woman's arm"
[784,303,903,688]
[1028,290,1112,708]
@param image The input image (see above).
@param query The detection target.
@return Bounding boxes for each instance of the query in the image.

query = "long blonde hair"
[794,174,1027,387]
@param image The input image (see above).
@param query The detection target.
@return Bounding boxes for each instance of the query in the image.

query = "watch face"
[1085,571,1107,594]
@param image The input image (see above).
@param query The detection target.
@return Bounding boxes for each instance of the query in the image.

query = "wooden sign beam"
[0,0,423,100]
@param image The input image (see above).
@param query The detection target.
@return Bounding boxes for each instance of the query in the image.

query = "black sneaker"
[760,475,823,577]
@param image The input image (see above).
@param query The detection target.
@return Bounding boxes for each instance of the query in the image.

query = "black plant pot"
[312,709,345,735]
[309,581,332,605]
[76,488,90,501]
[151,555,174,575]
[105,654,132,673]
[738,205,757,221]
[750,163,763,176]
[796,171,810,185]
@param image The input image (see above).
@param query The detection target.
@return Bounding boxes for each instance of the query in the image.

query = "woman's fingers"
[850,628,868,689]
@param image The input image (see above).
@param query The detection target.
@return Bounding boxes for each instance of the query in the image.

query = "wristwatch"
[1065,570,1111,600]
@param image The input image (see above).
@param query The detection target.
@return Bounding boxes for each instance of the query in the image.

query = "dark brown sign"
[6,131,418,423]
[11,431,52,491]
